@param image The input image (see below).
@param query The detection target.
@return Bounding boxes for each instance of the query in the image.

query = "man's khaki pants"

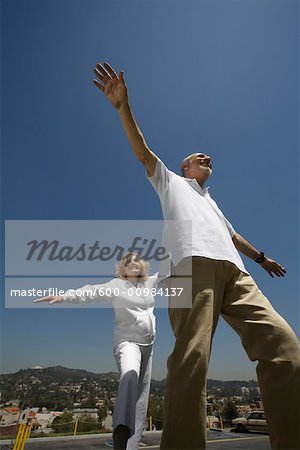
[160,257,300,450]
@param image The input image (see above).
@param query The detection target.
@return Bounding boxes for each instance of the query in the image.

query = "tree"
[98,406,108,428]
[51,411,73,434]
[77,415,100,432]
[223,400,239,423]
[147,395,164,430]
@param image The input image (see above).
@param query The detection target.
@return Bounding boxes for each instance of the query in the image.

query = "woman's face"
[124,254,142,277]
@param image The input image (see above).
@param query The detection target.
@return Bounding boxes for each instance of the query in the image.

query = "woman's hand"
[33,296,63,304]
[93,62,128,109]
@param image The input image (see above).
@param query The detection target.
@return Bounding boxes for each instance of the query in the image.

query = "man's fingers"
[93,68,107,84]
[103,62,118,79]
[263,260,286,278]
[119,70,125,84]
[93,63,126,97]
[269,269,280,277]
[96,63,111,81]
[272,264,286,277]
[270,267,285,277]
[93,79,105,92]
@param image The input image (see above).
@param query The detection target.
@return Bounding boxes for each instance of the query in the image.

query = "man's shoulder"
[148,158,183,193]
[155,158,180,176]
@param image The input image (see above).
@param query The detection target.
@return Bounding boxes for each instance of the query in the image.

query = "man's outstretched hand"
[93,62,128,109]
[260,257,286,278]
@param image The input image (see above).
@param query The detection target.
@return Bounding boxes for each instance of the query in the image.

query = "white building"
[0,407,20,426]
[103,413,113,431]
[241,387,250,397]
[73,408,98,421]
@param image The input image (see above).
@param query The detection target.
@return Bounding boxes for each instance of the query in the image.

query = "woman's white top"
[62,274,158,348]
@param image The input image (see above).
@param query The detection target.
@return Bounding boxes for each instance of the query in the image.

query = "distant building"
[103,412,113,431]
[255,400,264,410]
[241,387,249,397]
[207,416,220,428]
[0,407,20,426]
[73,408,98,421]
[35,411,62,430]
[3,400,19,407]
[236,404,251,416]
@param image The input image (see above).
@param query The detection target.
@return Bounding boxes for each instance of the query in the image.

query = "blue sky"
[1,0,299,380]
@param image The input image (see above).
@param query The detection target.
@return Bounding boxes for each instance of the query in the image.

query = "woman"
[34,252,158,450]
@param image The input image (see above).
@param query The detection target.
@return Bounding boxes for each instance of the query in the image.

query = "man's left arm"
[232,233,286,278]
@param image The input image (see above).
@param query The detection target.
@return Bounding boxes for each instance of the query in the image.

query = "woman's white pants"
[113,341,153,450]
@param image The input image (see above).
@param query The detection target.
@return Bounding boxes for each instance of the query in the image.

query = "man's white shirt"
[147,158,247,275]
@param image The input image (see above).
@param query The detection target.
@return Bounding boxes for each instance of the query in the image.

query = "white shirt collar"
[183,177,210,195]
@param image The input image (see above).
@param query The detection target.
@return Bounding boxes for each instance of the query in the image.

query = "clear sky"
[1,0,299,380]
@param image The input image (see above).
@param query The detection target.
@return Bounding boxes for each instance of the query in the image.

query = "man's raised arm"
[93,62,157,177]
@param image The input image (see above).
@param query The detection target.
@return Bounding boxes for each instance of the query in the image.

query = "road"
[1,430,271,450]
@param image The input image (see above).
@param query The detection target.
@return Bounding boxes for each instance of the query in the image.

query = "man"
[93,62,300,450]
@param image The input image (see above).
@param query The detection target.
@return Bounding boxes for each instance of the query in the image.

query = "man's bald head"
[181,153,212,180]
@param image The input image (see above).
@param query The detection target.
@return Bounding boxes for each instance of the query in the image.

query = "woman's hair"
[115,252,150,282]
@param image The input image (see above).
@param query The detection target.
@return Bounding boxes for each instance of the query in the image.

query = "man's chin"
[200,166,212,172]
[203,169,212,181]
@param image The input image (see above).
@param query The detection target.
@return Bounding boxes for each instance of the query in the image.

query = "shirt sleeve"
[62,279,116,303]
[147,158,171,194]
[223,216,236,238]
[148,272,159,288]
